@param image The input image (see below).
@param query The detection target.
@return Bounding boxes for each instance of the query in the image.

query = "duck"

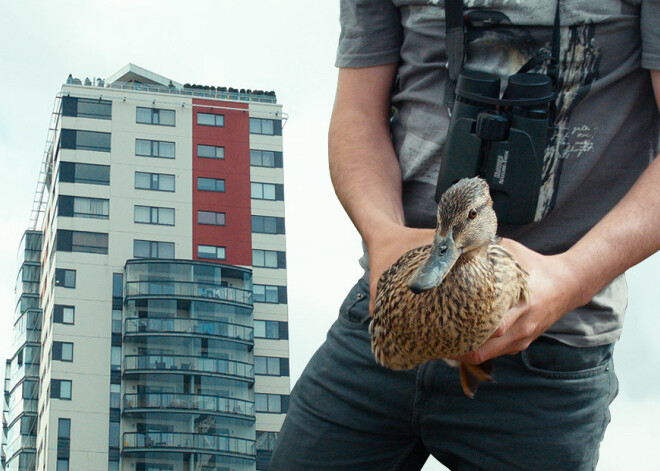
[370,177,530,397]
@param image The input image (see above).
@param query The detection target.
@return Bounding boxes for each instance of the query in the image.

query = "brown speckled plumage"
[370,178,530,393]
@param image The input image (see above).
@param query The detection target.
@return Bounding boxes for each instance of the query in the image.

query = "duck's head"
[408,177,496,294]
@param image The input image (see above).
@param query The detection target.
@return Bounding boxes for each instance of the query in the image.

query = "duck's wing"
[488,241,531,315]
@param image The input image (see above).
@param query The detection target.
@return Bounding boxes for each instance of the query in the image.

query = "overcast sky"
[1,2,658,470]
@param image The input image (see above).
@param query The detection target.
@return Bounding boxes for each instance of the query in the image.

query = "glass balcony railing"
[122,432,256,457]
[123,355,254,382]
[124,318,253,343]
[125,281,252,306]
[123,393,255,419]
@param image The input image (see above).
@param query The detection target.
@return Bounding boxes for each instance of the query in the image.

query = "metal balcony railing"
[123,355,254,382]
[124,317,253,344]
[123,393,254,419]
[122,432,256,457]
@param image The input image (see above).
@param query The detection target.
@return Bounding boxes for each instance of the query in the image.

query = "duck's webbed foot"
[459,361,493,398]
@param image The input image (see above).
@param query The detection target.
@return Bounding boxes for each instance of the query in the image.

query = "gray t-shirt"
[336,0,660,346]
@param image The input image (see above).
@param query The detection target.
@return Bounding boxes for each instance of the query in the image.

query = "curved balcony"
[123,355,254,383]
[125,281,252,307]
[123,393,254,420]
[122,432,255,459]
[124,318,253,345]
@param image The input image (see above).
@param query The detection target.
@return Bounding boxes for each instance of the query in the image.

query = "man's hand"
[457,239,585,365]
[367,225,435,315]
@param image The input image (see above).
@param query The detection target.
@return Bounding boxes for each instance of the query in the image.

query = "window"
[250,118,282,136]
[60,129,111,152]
[58,195,109,219]
[250,150,282,168]
[197,112,224,127]
[136,107,175,126]
[255,393,289,413]
[111,346,121,371]
[198,211,225,226]
[54,305,75,324]
[51,379,72,400]
[135,172,175,192]
[252,249,286,269]
[135,139,175,159]
[252,215,285,234]
[55,269,76,288]
[253,284,287,304]
[59,162,110,185]
[61,96,112,119]
[197,177,225,192]
[52,342,74,362]
[255,357,289,376]
[197,245,226,260]
[254,320,288,340]
[110,384,120,409]
[251,182,284,201]
[133,240,175,259]
[134,206,175,226]
[56,460,69,471]
[58,419,71,440]
[197,144,225,159]
[56,230,108,254]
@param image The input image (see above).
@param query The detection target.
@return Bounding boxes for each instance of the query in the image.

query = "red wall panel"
[192,99,252,266]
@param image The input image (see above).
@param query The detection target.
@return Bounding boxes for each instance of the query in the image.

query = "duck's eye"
[468,209,478,220]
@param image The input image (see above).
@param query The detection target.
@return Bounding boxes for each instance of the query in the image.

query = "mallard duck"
[370,177,530,397]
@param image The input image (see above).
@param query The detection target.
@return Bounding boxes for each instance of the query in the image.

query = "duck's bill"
[407,231,460,294]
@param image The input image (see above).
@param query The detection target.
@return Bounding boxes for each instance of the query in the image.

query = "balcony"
[123,355,254,383]
[124,318,253,345]
[123,393,254,420]
[122,432,256,459]
[125,281,252,307]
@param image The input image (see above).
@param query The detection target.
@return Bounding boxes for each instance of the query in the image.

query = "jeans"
[270,279,619,471]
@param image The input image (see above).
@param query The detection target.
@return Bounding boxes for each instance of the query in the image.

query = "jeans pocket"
[338,278,371,327]
[520,337,613,380]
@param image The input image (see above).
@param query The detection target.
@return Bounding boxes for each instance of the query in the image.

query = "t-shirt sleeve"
[335,0,403,68]
[641,0,660,69]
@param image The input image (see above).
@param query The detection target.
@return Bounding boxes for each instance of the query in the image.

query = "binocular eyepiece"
[435,70,555,225]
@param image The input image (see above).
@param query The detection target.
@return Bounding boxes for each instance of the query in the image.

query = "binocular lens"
[504,73,553,102]
[456,71,500,99]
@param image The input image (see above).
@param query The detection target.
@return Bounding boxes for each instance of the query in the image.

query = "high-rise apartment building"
[2,64,289,471]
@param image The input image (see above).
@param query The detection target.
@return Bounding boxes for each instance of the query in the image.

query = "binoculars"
[435,70,555,225]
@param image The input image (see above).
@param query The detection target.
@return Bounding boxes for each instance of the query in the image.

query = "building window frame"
[197,210,226,226]
[135,139,175,159]
[249,118,282,136]
[134,172,175,192]
[54,269,76,289]
[51,379,72,400]
[134,205,175,226]
[52,342,74,362]
[197,244,226,260]
[197,144,225,159]
[197,177,225,193]
[197,112,225,127]
[133,240,175,259]
[136,107,176,126]
[54,305,75,325]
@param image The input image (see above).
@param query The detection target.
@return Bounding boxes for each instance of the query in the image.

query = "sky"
[0,2,658,470]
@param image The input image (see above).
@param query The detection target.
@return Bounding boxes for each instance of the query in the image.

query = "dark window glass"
[133,240,175,259]
[255,393,289,413]
[251,182,284,201]
[51,379,72,400]
[52,342,74,362]
[56,459,69,471]
[135,172,175,192]
[255,357,288,376]
[61,96,112,119]
[60,129,111,152]
[197,112,224,127]
[197,144,224,159]
[136,107,175,126]
[252,250,286,269]
[58,418,71,439]
[59,162,110,185]
[197,211,226,226]
[254,320,288,339]
[252,215,285,234]
[253,284,286,303]
[58,195,109,219]
[56,230,108,254]
[249,118,282,136]
[55,269,76,288]
[134,206,175,226]
[197,177,225,192]
[197,245,226,260]
[250,150,283,168]
[54,305,75,324]
[135,139,175,158]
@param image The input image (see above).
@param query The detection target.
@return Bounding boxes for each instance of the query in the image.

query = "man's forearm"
[328,65,405,246]
[562,152,660,308]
